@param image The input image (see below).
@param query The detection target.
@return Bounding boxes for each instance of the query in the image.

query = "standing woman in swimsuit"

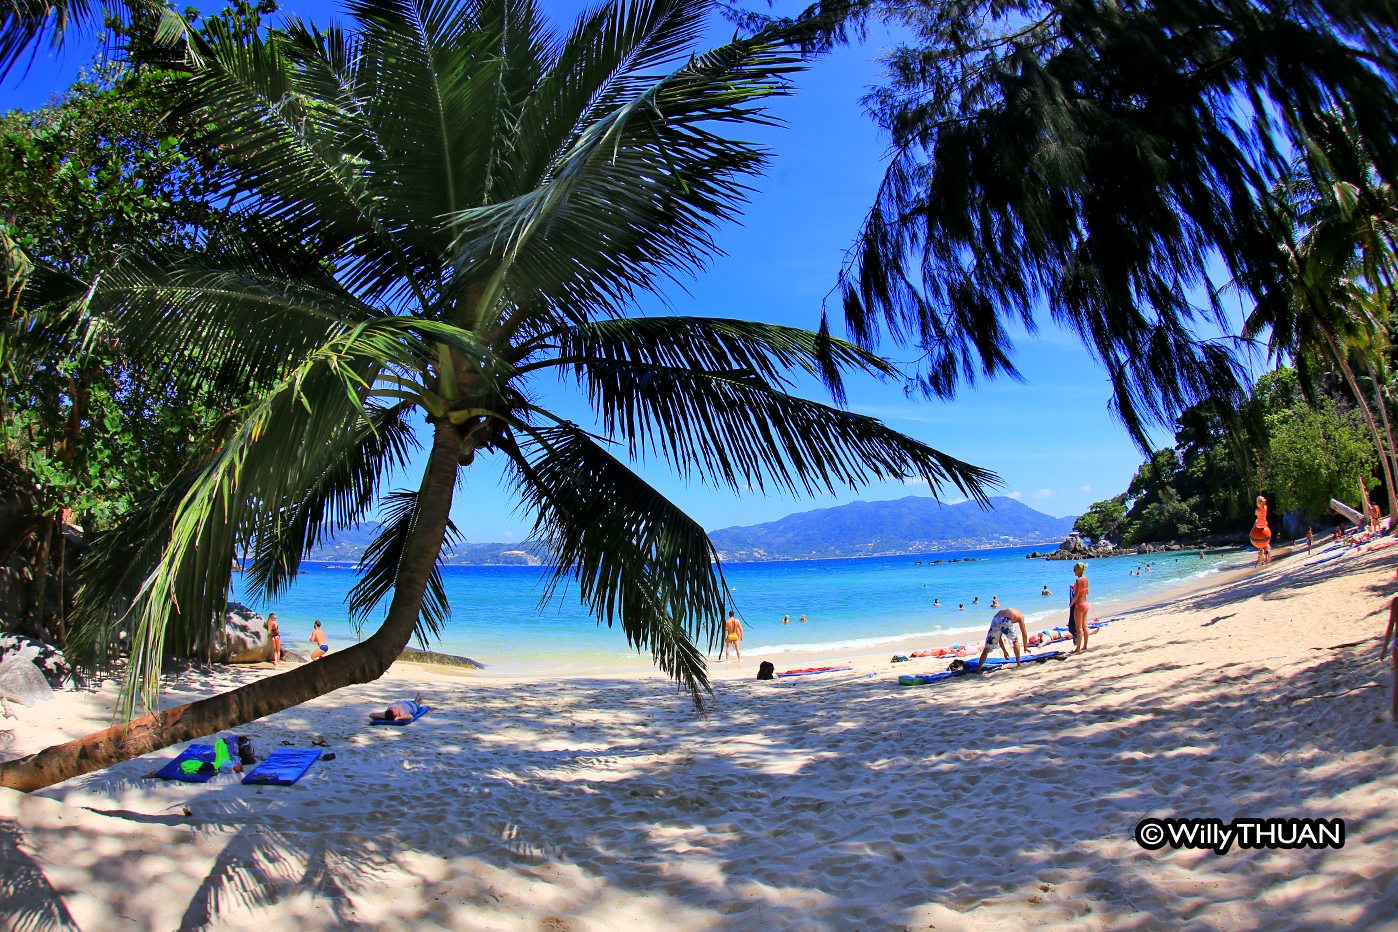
[1070,561,1091,653]
[265,614,281,667]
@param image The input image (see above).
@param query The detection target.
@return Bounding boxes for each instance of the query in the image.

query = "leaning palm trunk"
[1365,362,1398,523]
[0,0,994,794]
[0,421,463,792]
[1323,326,1396,516]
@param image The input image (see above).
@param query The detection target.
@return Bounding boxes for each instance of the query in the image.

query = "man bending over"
[976,607,1029,672]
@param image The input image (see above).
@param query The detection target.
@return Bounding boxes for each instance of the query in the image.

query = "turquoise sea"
[231,543,1253,674]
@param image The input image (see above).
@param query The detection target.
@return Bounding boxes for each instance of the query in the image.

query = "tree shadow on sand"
[14,553,1397,928]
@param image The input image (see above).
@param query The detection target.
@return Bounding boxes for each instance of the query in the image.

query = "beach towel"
[898,671,961,686]
[369,701,430,725]
[899,650,1065,686]
[966,650,1064,669]
[775,665,853,678]
[241,748,322,785]
[152,743,218,782]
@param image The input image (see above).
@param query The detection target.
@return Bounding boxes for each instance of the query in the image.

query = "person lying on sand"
[975,608,1028,671]
[378,696,425,722]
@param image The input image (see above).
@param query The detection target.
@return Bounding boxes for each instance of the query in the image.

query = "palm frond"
[0,0,101,80]
[57,255,386,404]
[67,317,449,717]
[346,488,462,646]
[547,353,997,501]
[444,18,803,327]
[246,402,419,597]
[508,0,708,192]
[541,315,898,404]
[171,14,439,311]
[501,422,724,705]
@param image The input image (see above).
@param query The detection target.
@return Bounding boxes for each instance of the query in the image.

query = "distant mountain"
[707,496,1076,562]
[307,528,544,566]
[304,495,1075,565]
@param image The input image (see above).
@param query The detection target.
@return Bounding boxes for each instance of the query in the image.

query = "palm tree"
[0,0,993,792]
[1246,113,1398,520]
[1,0,165,80]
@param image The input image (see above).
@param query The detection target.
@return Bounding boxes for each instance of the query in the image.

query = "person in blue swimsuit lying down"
[975,608,1029,672]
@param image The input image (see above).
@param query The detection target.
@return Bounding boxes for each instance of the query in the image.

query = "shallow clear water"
[231,544,1249,672]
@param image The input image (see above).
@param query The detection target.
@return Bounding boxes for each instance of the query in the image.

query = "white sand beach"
[3,547,1396,930]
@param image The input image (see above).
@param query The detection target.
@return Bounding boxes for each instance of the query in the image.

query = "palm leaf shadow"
[0,820,81,932]
[178,823,388,929]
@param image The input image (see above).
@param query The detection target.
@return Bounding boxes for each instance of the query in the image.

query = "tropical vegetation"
[0,0,1396,794]
[1074,367,1380,546]
[0,0,993,791]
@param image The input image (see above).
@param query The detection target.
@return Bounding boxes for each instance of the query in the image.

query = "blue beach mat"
[241,748,322,786]
[369,701,430,725]
[151,743,218,782]
[898,671,961,686]
[965,650,1065,669]
[898,650,1066,686]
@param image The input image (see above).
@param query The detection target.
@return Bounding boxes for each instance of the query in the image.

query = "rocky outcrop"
[399,647,486,669]
[1044,533,1119,560]
[0,634,70,687]
[1032,536,1203,560]
[210,602,274,664]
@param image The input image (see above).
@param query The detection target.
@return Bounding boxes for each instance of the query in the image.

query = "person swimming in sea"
[1041,585,1051,596]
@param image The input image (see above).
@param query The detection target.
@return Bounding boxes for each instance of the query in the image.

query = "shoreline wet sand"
[2,542,1394,929]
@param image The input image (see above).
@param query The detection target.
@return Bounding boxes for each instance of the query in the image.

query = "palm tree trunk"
[1324,327,1397,518]
[1366,363,1398,523]
[0,419,465,793]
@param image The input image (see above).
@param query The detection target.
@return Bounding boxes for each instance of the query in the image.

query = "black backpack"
[757,661,775,680]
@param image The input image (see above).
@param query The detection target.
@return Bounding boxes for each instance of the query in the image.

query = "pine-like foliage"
[744,0,1398,448]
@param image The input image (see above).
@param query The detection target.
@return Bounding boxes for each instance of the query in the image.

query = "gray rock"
[1044,533,1117,561]
[0,635,70,687]
[210,602,273,664]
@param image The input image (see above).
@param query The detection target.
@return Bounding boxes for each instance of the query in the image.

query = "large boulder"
[210,603,273,664]
[0,635,70,687]
[1044,533,1117,560]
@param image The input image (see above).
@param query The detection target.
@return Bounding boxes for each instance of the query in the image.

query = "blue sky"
[3,0,1255,541]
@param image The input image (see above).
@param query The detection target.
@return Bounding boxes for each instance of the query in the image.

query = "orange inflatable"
[1250,496,1271,549]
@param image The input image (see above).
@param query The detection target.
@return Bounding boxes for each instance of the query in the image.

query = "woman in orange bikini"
[1250,495,1272,564]
[1069,561,1091,653]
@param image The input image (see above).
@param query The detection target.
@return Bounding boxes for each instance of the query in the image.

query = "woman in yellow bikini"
[1069,561,1091,653]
